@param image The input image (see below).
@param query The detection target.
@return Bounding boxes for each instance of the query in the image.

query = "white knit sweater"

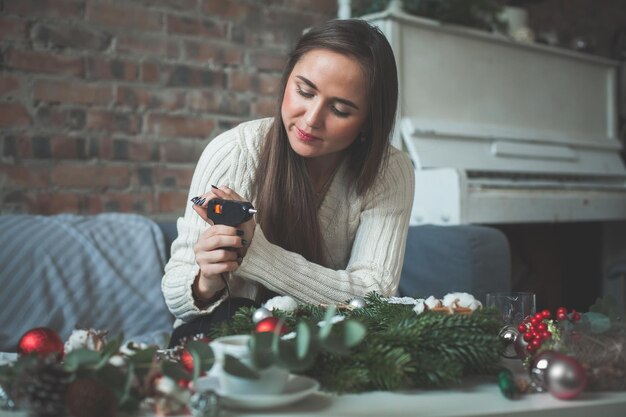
[161,118,415,327]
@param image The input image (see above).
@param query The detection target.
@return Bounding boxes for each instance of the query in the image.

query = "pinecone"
[13,358,69,416]
[64,377,117,417]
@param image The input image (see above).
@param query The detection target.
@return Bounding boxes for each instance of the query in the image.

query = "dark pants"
[168,297,259,348]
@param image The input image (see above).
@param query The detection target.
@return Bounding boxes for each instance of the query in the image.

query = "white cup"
[210,334,289,396]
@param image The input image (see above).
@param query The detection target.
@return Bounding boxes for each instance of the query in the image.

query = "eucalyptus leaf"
[296,322,311,359]
[64,348,101,372]
[186,340,214,371]
[319,304,337,340]
[128,346,158,366]
[162,360,192,382]
[581,311,612,334]
[250,332,276,369]
[223,354,259,379]
[343,320,367,347]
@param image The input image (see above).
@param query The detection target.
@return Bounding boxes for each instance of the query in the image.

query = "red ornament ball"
[255,317,289,335]
[17,327,64,359]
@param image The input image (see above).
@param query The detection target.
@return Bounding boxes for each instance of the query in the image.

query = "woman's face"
[281,49,369,164]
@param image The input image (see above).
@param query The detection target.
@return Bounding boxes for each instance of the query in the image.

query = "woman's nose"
[305,102,323,128]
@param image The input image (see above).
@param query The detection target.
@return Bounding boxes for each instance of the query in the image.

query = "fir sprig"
[213,292,504,393]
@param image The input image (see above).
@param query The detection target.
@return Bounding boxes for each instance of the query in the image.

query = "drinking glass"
[486,292,536,327]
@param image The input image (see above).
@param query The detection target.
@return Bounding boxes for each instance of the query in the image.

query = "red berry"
[517,324,527,333]
[534,313,544,321]
[531,338,542,348]
[541,331,551,340]
[527,344,536,353]
[523,332,534,342]
[572,311,581,321]
[557,312,567,321]
[180,350,194,372]
[541,309,551,319]
[178,378,190,388]
[557,307,567,315]
[536,322,547,332]
[530,317,539,326]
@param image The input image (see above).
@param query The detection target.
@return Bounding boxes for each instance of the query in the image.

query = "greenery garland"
[212,292,505,393]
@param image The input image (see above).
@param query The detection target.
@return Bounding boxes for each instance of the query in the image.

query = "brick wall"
[0,0,336,219]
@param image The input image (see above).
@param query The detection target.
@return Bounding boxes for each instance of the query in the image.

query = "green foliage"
[214,292,504,393]
[355,0,507,32]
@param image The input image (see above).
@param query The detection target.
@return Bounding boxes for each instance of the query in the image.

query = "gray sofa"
[0,214,510,352]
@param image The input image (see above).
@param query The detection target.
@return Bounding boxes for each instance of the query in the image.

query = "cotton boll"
[413,300,426,314]
[424,295,442,309]
[263,295,298,312]
[387,296,418,305]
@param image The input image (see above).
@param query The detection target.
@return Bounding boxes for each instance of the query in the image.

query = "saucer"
[195,373,319,410]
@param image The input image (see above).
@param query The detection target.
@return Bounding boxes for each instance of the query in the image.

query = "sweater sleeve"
[236,149,415,304]
[161,123,256,324]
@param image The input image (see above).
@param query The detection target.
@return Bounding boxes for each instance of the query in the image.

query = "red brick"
[3,135,33,158]
[141,62,161,83]
[257,73,281,95]
[4,0,83,19]
[0,17,28,40]
[166,15,226,37]
[34,80,112,105]
[146,114,214,138]
[32,24,111,51]
[50,136,87,159]
[86,2,162,32]
[0,164,48,187]
[86,192,154,214]
[202,0,254,19]
[115,86,184,111]
[142,0,197,11]
[51,164,131,189]
[158,191,188,213]
[35,106,86,131]
[183,41,243,65]
[156,167,194,188]
[0,103,32,127]
[227,69,252,91]
[33,192,85,214]
[249,51,286,71]
[117,34,179,59]
[160,140,203,163]
[0,75,20,97]
[187,90,250,116]
[86,57,139,81]
[166,64,224,87]
[252,96,277,117]
[5,49,84,77]
[86,109,140,134]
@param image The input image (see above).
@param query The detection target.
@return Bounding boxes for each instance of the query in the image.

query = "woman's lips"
[295,127,321,142]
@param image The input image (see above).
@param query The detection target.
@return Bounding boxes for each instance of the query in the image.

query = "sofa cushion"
[0,213,174,351]
[399,225,511,303]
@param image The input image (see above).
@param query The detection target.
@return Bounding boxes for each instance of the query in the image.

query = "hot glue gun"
[191,197,257,226]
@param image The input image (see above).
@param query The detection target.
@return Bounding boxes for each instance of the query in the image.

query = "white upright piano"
[365,8,626,309]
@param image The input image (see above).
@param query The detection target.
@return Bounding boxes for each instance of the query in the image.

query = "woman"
[162,19,414,344]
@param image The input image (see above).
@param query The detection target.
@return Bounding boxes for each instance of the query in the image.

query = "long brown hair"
[252,19,398,265]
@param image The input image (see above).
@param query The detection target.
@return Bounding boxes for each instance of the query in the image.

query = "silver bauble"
[546,353,587,400]
[189,390,220,417]
[252,307,272,324]
[498,325,519,359]
[348,297,367,309]
[529,350,557,391]
[513,331,529,359]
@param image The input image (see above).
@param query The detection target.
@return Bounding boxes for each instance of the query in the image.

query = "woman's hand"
[191,185,256,299]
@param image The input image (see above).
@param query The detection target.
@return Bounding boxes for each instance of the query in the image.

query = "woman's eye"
[331,106,350,118]
[296,87,314,98]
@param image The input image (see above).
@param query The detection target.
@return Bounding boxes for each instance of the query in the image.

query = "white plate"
[195,373,319,410]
